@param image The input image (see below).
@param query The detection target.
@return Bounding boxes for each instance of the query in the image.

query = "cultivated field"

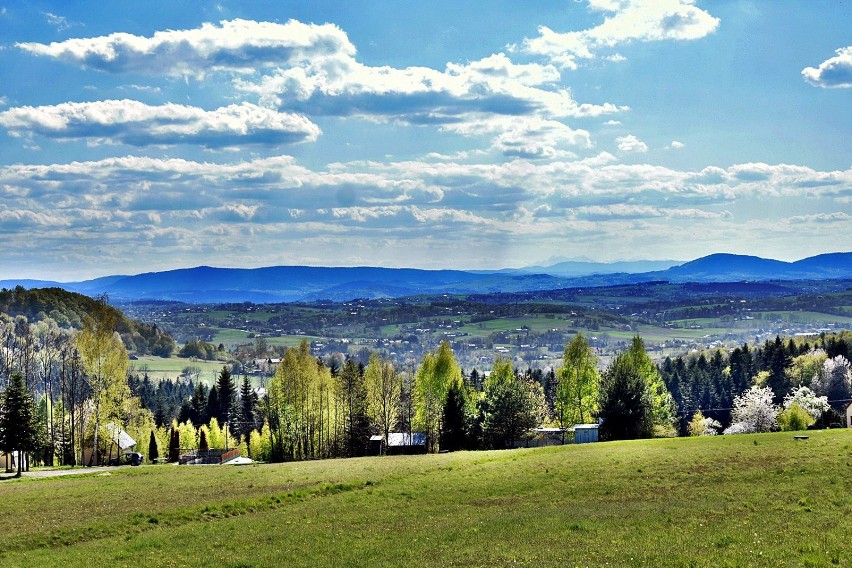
[3,429,851,566]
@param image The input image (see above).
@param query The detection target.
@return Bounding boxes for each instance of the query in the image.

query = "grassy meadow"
[4,429,851,567]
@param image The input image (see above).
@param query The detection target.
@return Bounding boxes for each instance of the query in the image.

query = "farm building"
[846,402,852,428]
[573,424,599,444]
[386,432,428,455]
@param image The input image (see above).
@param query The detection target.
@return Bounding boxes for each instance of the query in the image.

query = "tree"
[0,373,40,474]
[75,296,130,466]
[339,358,370,457]
[440,382,467,452]
[364,353,400,451]
[168,426,180,462]
[627,336,676,434]
[415,341,463,452]
[598,349,653,441]
[687,411,721,436]
[723,386,778,434]
[777,404,813,432]
[812,355,851,412]
[481,359,542,449]
[148,430,159,462]
[198,427,209,452]
[238,376,258,438]
[555,334,600,429]
[783,386,829,421]
[215,366,238,430]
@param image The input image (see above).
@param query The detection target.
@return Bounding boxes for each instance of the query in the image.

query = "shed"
[386,432,429,455]
[573,424,599,444]
[846,402,852,429]
[368,435,384,456]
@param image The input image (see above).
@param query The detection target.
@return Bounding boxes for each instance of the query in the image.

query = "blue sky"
[0,0,849,280]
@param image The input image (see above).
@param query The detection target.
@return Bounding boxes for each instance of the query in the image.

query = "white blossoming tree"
[811,355,851,411]
[723,385,778,434]
[783,386,830,420]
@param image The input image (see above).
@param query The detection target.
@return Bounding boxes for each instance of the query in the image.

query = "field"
[130,355,227,382]
[3,429,851,566]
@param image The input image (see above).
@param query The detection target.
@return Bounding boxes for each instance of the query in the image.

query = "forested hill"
[0,286,176,356]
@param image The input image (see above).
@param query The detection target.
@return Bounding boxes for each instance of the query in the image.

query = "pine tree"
[239,376,257,438]
[148,430,159,462]
[168,427,180,462]
[0,373,40,475]
[216,366,238,429]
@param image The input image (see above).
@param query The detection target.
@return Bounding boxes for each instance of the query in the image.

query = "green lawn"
[3,429,851,566]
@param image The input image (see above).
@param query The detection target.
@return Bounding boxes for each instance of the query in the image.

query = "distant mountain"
[2,252,850,303]
[642,252,852,283]
[526,259,680,277]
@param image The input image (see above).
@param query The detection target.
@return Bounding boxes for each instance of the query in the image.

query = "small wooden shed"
[845,402,852,429]
[573,424,599,444]
[386,432,429,455]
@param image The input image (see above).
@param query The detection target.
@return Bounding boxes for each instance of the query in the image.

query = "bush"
[777,403,814,431]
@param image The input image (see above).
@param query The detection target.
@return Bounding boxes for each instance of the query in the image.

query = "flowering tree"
[723,386,778,434]
[687,410,721,436]
[811,355,851,411]
[783,386,829,420]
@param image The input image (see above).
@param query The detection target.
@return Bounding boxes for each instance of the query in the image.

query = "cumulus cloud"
[0,151,848,272]
[615,134,648,153]
[522,0,720,68]
[17,19,354,78]
[802,47,852,88]
[237,50,626,124]
[668,140,685,149]
[0,100,320,147]
[18,20,627,127]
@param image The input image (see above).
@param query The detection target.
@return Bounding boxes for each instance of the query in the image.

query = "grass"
[130,356,227,381]
[4,429,852,566]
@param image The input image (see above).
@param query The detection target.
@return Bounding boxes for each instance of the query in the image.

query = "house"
[573,424,599,444]
[83,422,136,465]
[386,432,428,455]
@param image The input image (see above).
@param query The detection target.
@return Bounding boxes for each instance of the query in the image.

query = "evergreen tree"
[168,427,180,462]
[0,373,40,474]
[216,366,238,429]
[440,383,467,452]
[206,385,220,427]
[148,430,159,462]
[598,350,653,441]
[339,358,370,457]
[239,375,258,438]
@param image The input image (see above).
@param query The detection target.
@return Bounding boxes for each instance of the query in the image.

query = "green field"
[3,429,851,566]
[130,355,227,381]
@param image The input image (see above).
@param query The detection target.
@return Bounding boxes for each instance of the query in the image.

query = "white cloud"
[615,134,648,153]
[18,20,627,127]
[0,152,848,272]
[802,47,852,89]
[0,100,320,147]
[668,140,685,149]
[17,19,355,78]
[43,12,76,32]
[522,0,720,68]
[237,50,627,123]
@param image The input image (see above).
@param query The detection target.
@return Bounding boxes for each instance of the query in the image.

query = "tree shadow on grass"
[0,472,22,481]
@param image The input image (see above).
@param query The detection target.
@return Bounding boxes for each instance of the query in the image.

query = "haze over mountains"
[1,252,850,304]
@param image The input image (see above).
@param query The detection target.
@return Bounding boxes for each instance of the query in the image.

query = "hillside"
[4,430,850,566]
[0,286,175,356]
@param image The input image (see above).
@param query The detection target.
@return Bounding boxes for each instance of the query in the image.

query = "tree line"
[2,291,850,473]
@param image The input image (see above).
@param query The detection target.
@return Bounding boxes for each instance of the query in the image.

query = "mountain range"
[1,252,850,304]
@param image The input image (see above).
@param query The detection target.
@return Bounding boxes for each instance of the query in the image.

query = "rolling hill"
[1,252,850,303]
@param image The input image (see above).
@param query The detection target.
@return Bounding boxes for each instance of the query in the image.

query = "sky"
[0,1,850,281]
